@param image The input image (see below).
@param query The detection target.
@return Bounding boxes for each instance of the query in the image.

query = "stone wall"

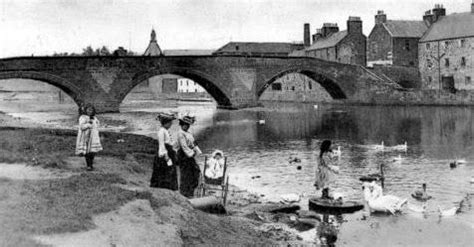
[419,37,474,90]
[371,65,421,88]
[392,37,420,67]
[365,89,474,106]
[306,33,366,66]
[259,73,333,103]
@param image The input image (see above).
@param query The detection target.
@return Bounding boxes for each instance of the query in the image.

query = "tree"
[99,46,111,56]
[82,46,95,56]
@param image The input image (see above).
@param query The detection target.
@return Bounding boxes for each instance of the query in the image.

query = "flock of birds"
[287,141,473,217]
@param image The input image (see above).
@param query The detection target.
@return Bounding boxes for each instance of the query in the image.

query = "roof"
[163,49,215,56]
[214,42,302,55]
[143,41,162,56]
[420,12,474,42]
[383,20,428,38]
[306,30,348,50]
[288,49,306,57]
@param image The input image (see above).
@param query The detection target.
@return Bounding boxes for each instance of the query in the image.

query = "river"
[1,91,473,245]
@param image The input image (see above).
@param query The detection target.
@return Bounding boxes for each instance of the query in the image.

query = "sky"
[0,0,471,58]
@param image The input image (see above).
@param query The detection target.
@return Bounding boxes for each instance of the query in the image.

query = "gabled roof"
[214,42,302,55]
[420,12,474,42]
[383,20,428,38]
[143,41,162,56]
[163,49,215,56]
[306,30,348,50]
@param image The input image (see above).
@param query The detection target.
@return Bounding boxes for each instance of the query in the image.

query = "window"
[291,86,295,91]
[404,40,410,51]
[186,81,189,86]
[409,61,414,66]
[444,41,449,48]
[428,76,432,83]
[308,81,312,90]
[426,43,431,49]
[461,57,466,67]
[445,58,450,67]
[460,39,466,48]
[271,83,282,91]
[235,45,239,51]
[427,59,433,68]
[466,77,472,84]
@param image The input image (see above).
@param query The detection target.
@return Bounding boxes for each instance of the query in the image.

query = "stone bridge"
[0,55,399,112]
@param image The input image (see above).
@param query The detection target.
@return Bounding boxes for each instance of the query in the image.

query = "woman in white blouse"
[150,112,178,190]
[175,114,201,198]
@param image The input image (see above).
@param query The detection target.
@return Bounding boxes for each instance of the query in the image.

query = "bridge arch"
[117,67,232,107]
[0,71,84,106]
[259,68,347,99]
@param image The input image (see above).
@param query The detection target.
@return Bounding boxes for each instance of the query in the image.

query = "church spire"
[150,28,156,42]
[143,28,163,56]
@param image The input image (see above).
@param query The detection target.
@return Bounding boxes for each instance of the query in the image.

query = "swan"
[391,142,408,152]
[362,182,407,214]
[280,193,300,204]
[455,158,466,164]
[258,120,265,125]
[332,146,342,157]
[373,141,384,151]
[470,177,474,184]
[411,183,432,201]
[438,206,459,217]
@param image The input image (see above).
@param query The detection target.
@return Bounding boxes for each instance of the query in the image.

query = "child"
[314,140,340,199]
[205,150,225,182]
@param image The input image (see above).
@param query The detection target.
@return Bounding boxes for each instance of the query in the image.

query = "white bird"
[407,203,427,213]
[455,158,466,164]
[373,141,384,151]
[280,193,300,204]
[392,142,408,152]
[332,146,342,157]
[393,154,403,162]
[362,182,407,214]
[258,120,265,125]
[313,105,318,109]
[438,206,460,217]
[470,177,474,184]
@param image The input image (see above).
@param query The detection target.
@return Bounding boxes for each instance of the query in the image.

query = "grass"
[0,126,158,167]
[0,173,154,246]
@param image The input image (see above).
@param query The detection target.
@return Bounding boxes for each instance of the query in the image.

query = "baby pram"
[199,155,229,205]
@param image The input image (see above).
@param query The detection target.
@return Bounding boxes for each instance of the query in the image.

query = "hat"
[156,112,176,122]
[211,150,224,158]
[178,113,196,125]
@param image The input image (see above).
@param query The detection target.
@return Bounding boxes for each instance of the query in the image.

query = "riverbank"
[0,125,313,246]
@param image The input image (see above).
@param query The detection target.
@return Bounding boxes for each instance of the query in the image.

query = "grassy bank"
[0,126,287,246]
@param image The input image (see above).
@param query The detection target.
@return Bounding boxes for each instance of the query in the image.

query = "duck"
[288,156,301,164]
[332,146,342,157]
[449,161,457,168]
[280,193,301,204]
[360,163,385,183]
[393,154,403,163]
[257,120,265,125]
[438,205,460,217]
[391,142,408,152]
[411,183,432,201]
[362,182,407,215]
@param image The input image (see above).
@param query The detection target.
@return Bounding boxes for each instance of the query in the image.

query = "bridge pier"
[89,100,121,113]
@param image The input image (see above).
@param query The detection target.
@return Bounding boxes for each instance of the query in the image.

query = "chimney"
[304,23,311,47]
[321,23,339,37]
[471,0,474,13]
[375,10,387,25]
[347,16,362,34]
[432,4,446,22]
[312,29,323,42]
[423,10,435,26]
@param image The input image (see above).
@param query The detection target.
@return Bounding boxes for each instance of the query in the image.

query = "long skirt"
[314,164,336,190]
[150,144,178,190]
[177,149,201,198]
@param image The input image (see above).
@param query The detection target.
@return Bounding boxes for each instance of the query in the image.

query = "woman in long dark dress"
[150,112,178,190]
[175,114,201,198]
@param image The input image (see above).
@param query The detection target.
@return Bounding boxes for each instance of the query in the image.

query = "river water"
[1,92,474,245]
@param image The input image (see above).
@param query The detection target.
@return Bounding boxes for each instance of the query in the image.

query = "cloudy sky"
[0,0,470,57]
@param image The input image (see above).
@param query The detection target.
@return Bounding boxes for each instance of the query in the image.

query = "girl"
[150,112,178,190]
[314,140,339,199]
[75,104,102,171]
[175,114,201,198]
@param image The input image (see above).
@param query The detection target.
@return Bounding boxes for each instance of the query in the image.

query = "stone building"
[367,10,432,67]
[304,17,367,66]
[419,2,474,92]
[213,42,303,57]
